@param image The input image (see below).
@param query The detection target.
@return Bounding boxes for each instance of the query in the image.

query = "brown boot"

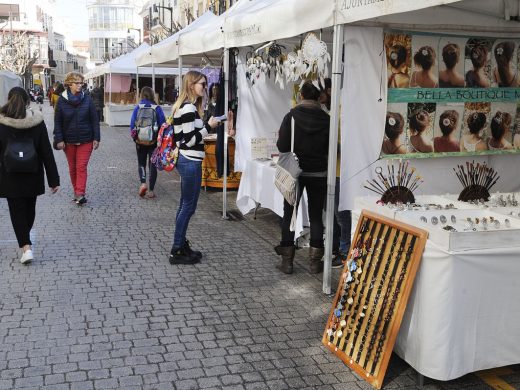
[275,245,295,274]
[309,247,324,274]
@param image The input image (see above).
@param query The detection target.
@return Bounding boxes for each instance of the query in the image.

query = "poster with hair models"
[382,31,520,158]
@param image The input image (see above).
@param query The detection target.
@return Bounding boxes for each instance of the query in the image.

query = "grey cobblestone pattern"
[0,103,518,390]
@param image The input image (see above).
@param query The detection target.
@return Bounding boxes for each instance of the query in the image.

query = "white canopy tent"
[0,71,23,106]
[135,12,219,68]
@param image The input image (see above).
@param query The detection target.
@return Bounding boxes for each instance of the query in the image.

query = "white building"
[87,0,146,65]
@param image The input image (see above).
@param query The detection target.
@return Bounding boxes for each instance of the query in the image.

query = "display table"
[351,199,520,381]
[103,103,134,126]
[201,135,241,189]
[236,159,309,237]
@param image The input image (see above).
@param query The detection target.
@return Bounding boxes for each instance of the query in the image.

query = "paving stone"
[0,103,515,390]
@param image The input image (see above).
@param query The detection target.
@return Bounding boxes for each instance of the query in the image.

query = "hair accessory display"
[453,161,499,202]
[364,161,423,204]
[323,211,428,390]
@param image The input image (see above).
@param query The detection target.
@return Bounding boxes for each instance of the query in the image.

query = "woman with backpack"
[130,86,166,199]
[169,71,220,265]
[0,87,60,264]
[54,72,100,205]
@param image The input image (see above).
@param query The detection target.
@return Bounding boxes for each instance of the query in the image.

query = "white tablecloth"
[236,159,309,237]
[395,241,520,381]
[352,210,520,381]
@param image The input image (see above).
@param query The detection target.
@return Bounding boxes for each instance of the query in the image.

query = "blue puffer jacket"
[54,90,100,144]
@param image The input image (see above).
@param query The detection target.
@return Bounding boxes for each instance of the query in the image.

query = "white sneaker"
[20,249,33,264]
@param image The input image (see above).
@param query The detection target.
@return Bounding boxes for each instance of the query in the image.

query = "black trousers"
[7,197,37,248]
[136,144,157,191]
[281,176,327,248]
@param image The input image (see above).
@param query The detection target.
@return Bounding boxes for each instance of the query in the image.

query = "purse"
[275,117,302,230]
[3,136,38,173]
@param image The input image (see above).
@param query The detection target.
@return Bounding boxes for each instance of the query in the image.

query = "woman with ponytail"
[0,87,60,264]
[168,71,221,265]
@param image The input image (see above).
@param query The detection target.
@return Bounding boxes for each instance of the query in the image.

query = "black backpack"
[3,134,38,173]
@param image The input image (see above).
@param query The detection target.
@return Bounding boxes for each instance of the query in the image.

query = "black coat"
[0,110,60,198]
[277,101,330,173]
[54,91,100,144]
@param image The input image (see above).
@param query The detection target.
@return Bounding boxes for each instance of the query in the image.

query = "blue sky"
[53,0,89,41]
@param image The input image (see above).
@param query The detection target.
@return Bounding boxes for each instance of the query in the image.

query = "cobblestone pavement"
[0,103,518,390]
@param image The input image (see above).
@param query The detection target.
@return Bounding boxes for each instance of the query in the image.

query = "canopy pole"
[152,62,156,95]
[222,48,229,220]
[136,66,139,103]
[179,56,183,84]
[108,72,112,106]
[323,23,344,295]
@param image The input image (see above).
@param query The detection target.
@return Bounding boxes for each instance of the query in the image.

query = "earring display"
[322,210,427,390]
[396,209,520,251]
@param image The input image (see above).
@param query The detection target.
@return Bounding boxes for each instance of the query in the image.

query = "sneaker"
[20,249,33,265]
[169,247,200,265]
[139,184,147,197]
[76,196,87,205]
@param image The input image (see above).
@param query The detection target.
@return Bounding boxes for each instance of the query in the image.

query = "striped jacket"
[173,102,210,161]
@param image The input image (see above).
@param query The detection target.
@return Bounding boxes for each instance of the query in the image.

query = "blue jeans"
[333,177,352,255]
[172,154,202,250]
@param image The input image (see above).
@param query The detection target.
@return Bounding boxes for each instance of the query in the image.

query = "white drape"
[234,49,293,172]
[340,26,387,211]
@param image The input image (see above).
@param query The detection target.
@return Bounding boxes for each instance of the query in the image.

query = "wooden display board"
[322,210,428,389]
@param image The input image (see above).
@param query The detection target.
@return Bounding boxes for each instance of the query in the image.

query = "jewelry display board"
[322,210,428,389]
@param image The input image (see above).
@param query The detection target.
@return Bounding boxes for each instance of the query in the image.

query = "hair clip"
[421,49,428,56]
[443,118,451,127]
[496,47,504,55]
[390,52,398,60]
[388,117,396,126]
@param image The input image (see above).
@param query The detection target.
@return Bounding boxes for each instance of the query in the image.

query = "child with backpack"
[130,86,166,198]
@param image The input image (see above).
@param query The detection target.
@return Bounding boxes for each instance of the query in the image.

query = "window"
[0,4,20,21]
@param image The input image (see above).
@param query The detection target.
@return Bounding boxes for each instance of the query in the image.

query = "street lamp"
[152,3,176,33]
[127,28,141,45]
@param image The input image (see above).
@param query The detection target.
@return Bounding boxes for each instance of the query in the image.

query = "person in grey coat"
[0,87,60,264]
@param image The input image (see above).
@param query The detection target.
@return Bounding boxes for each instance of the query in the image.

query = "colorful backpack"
[151,121,177,172]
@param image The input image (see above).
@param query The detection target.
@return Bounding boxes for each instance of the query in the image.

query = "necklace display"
[322,211,428,390]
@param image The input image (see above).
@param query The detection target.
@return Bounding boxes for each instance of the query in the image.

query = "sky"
[52,0,89,41]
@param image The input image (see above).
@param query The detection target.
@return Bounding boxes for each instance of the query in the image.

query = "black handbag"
[3,136,38,173]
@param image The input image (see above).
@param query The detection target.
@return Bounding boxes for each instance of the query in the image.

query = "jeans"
[281,175,327,248]
[333,177,352,254]
[172,154,202,250]
[64,142,93,197]
[7,197,37,247]
[136,144,157,191]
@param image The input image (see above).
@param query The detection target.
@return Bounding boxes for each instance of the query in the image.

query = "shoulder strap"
[290,117,295,153]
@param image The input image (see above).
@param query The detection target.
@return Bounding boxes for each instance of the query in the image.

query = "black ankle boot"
[169,247,200,265]
[184,240,202,260]
[275,245,295,274]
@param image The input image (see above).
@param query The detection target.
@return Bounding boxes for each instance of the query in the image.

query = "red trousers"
[64,142,93,196]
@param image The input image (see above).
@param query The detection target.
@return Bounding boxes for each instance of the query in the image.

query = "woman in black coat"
[0,87,60,264]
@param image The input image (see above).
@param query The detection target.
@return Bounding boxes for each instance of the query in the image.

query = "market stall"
[85,43,182,126]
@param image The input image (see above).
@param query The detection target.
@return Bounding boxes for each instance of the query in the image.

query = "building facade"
[87,0,146,65]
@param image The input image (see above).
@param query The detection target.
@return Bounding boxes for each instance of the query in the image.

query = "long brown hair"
[0,87,29,119]
[140,86,156,104]
[172,71,206,117]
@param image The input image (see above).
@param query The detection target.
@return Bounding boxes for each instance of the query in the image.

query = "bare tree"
[0,31,40,80]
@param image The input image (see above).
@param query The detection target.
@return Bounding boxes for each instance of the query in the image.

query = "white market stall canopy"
[85,43,183,79]
[135,11,218,67]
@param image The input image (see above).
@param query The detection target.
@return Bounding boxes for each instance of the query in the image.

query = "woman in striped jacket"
[169,71,220,265]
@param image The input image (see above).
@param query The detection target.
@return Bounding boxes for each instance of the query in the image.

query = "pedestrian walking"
[90,83,104,122]
[130,86,166,199]
[274,80,330,274]
[53,72,100,205]
[51,83,64,109]
[169,70,220,265]
[0,87,60,264]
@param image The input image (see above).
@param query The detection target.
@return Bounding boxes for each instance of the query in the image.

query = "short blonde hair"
[64,72,84,86]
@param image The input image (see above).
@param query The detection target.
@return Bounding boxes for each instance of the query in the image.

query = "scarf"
[67,90,84,107]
